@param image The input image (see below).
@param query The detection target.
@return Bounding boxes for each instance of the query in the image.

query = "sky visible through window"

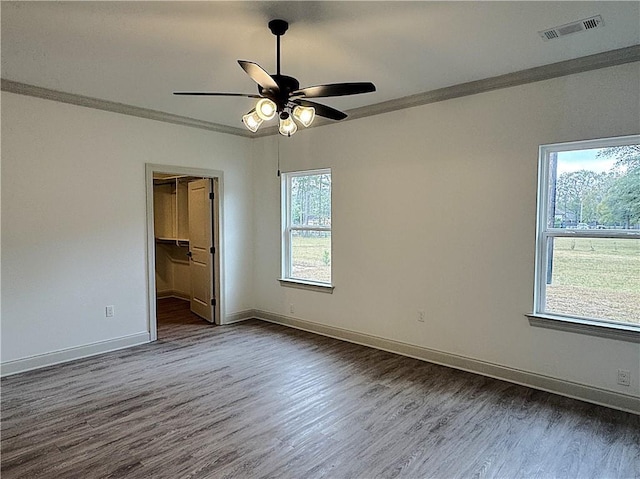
[556,148,616,174]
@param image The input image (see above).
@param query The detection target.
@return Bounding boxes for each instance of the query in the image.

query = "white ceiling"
[2,1,639,129]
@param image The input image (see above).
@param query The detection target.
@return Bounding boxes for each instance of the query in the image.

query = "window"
[533,135,639,335]
[281,169,332,288]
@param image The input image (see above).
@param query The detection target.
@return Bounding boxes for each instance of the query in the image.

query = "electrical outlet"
[418,310,426,323]
[289,304,295,314]
[617,369,630,386]
[105,305,115,318]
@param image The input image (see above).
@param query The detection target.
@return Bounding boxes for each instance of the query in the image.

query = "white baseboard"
[157,290,190,301]
[0,332,150,377]
[4,310,636,414]
[253,309,640,415]
[224,309,256,324]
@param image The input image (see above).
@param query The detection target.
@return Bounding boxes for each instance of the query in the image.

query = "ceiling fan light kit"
[174,19,376,137]
[242,110,263,132]
[256,98,277,121]
[293,105,315,127]
[278,113,298,137]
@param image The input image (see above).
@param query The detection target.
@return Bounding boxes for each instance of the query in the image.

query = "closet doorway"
[145,165,223,341]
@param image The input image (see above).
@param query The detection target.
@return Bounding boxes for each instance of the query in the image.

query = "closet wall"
[155,244,191,299]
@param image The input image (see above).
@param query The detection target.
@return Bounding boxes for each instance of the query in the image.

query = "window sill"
[278,279,334,293]
[526,313,640,343]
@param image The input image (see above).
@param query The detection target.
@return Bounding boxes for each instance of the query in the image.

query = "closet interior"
[153,173,218,324]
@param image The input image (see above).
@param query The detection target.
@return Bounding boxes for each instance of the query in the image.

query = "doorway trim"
[145,163,225,341]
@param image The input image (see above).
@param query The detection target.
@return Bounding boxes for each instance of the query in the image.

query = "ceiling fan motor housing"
[259,74,300,110]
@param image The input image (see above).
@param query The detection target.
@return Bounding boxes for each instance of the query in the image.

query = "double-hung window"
[533,135,639,336]
[281,169,332,287]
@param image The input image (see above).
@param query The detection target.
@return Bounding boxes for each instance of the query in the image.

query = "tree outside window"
[536,137,640,327]
[282,169,332,285]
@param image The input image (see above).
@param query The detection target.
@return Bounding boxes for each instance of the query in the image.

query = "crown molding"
[343,44,640,123]
[3,45,639,139]
[255,44,640,137]
[0,79,252,138]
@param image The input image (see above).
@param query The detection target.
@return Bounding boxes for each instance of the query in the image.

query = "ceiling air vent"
[539,15,604,41]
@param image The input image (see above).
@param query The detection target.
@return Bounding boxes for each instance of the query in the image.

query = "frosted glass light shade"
[242,110,263,132]
[293,105,315,127]
[256,98,277,120]
[279,116,298,136]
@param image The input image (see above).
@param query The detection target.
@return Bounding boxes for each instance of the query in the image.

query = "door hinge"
[211,298,217,306]
[210,246,215,254]
[209,192,214,200]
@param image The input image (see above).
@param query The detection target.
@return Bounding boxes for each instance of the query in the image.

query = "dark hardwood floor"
[2,298,639,478]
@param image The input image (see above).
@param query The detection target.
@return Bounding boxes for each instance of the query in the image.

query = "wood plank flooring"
[2,298,639,478]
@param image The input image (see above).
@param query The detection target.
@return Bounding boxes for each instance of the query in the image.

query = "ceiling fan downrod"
[268,19,288,76]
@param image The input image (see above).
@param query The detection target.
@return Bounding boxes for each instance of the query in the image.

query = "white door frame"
[145,164,225,341]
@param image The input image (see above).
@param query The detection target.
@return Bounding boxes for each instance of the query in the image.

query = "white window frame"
[280,168,333,292]
[530,135,640,342]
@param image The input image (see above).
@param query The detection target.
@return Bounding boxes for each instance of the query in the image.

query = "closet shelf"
[155,237,190,245]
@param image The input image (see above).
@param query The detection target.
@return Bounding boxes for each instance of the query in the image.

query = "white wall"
[2,63,638,405]
[252,63,640,400]
[1,92,254,363]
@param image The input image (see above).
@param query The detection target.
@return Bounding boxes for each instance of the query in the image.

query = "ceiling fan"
[174,19,376,136]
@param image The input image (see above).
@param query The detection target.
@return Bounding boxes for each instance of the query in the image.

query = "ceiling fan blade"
[173,92,262,98]
[293,82,375,99]
[293,99,347,121]
[237,60,280,93]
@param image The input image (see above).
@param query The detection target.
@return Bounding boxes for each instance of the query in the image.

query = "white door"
[188,179,214,323]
